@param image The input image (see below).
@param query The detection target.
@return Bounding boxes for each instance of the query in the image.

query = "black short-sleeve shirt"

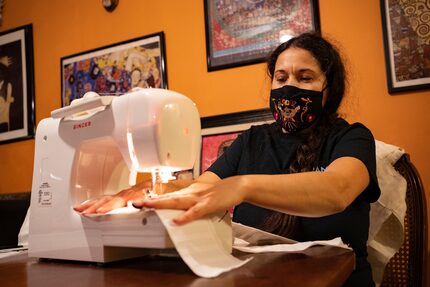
[208,118,381,286]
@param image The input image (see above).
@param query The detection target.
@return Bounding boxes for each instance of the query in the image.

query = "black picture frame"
[204,0,320,71]
[380,0,430,93]
[61,32,167,106]
[0,24,35,145]
[194,108,273,176]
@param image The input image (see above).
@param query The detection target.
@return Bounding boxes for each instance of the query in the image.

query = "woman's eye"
[300,76,313,82]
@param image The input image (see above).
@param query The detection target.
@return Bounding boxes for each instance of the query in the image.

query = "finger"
[73,199,98,212]
[80,197,114,214]
[132,195,196,210]
[94,196,129,214]
[172,202,209,225]
[77,187,146,214]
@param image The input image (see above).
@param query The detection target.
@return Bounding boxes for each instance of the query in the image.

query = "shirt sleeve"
[207,131,246,179]
[330,123,381,203]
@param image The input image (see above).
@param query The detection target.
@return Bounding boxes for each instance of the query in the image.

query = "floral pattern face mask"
[270,85,323,134]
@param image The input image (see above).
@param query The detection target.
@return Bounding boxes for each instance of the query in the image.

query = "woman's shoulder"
[330,118,375,140]
[244,122,275,135]
[249,122,292,140]
[237,122,278,143]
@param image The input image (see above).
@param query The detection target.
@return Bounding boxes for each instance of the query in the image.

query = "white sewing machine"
[28,88,232,263]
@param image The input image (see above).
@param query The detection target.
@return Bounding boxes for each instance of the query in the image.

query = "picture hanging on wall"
[194,109,273,177]
[0,24,35,145]
[204,0,320,71]
[380,0,430,93]
[61,32,167,106]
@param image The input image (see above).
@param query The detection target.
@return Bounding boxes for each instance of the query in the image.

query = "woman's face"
[271,47,328,104]
[131,69,141,86]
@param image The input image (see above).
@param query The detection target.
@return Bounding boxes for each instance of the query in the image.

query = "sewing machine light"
[150,168,176,195]
[158,169,176,183]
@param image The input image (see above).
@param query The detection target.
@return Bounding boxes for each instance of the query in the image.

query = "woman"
[75,33,380,286]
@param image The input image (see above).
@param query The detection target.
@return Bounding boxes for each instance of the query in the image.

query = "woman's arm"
[243,156,369,216]
[133,156,370,224]
[73,171,220,214]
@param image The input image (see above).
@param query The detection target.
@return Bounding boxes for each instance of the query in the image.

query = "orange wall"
[0,0,429,274]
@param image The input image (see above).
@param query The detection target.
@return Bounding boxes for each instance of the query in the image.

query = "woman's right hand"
[73,180,152,215]
[72,177,194,215]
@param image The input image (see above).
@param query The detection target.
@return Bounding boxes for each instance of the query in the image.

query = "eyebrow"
[274,68,317,74]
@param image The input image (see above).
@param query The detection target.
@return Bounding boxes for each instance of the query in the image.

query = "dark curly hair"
[264,32,348,237]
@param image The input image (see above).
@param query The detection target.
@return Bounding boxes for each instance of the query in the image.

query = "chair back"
[381,154,427,287]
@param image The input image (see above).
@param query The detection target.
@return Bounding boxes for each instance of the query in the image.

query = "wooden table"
[0,246,354,287]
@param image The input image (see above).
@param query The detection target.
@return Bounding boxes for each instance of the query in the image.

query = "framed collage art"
[61,32,167,106]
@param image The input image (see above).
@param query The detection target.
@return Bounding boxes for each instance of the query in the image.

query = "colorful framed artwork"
[61,32,167,106]
[380,0,430,93]
[0,24,35,145]
[194,109,273,177]
[204,0,320,71]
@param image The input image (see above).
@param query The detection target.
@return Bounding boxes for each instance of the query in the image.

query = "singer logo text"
[73,121,92,130]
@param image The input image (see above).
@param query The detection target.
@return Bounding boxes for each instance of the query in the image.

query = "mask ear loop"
[321,82,329,108]
[321,82,329,92]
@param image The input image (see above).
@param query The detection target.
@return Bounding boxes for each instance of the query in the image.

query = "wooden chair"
[381,154,427,287]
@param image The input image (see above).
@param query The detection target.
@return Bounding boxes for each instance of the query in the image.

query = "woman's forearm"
[238,157,369,217]
[237,172,345,217]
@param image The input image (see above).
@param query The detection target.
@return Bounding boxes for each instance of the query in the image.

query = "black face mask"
[270,85,323,134]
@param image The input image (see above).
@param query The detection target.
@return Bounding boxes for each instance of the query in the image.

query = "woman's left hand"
[132,177,246,224]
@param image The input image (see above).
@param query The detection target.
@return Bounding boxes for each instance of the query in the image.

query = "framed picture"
[0,24,35,145]
[204,0,320,71]
[61,32,167,106]
[380,0,430,93]
[194,108,273,177]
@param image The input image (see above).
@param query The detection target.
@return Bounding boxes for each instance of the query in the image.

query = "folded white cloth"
[368,140,407,286]
[234,237,351,253]
[232,222,351,253]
